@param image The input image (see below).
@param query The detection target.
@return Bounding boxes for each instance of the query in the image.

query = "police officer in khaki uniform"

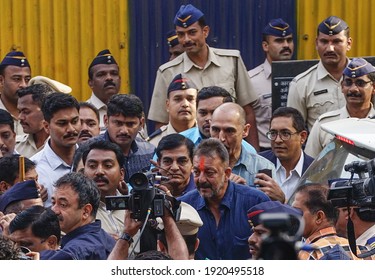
[148,4,260,150]
[147,73,197,147]
[248,18,294,151]
[287,16,352,131]
[305,58,375,157]
[87,49,121,131]
[0,51,31,139]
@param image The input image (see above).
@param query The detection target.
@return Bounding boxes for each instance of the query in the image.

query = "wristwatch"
[119,232,134,245]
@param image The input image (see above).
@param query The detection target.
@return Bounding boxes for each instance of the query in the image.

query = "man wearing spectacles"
[305,58,375,157]
[259,107,314,201]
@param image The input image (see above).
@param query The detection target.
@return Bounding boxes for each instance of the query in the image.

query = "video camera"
[328,159,375,208]
[105,172,181,221]
[257,213,303,260]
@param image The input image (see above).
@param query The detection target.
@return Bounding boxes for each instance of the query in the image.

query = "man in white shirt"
[31,93,81,207]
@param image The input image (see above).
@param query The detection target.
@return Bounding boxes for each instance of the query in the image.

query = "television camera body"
[105,172,181,221]
[328,159,375,209]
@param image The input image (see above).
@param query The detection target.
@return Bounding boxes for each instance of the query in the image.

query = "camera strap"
[347,216,375,259]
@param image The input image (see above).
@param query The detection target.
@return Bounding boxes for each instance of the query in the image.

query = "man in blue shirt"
[40,172,115,260]
[180,86,256,154]
[178,138,270,260]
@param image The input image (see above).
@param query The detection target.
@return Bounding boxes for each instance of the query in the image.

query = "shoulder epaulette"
[291,64,319,82]
[248,64,263,78]
[212,48,240,57]
[146,126,168,141]
[317,110,341,121]
[159,55,184,72]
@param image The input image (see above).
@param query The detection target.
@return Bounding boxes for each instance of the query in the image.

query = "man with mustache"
[0,51,31,138]
[305,58,375,157]
[178,138,270,260]
[15,84,52,158]
[87,49,121,131]
[149,4,260,151]
[96,94,155,183]
[248,18,294,152]
[0,109,17,157]
[155,133,195,197]
[31,92,81,207]
[147,74,198,147]
[82,140,126,239]
[77,102,100,144]
[287,16,352,132]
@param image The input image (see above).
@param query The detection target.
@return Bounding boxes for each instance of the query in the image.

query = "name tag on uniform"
[262,93,272,99]
[313,89,328,96]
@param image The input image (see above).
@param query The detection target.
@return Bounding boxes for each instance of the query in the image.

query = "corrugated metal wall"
[296,0,375,60]
[0,0,130,101]
[129,0,296,133]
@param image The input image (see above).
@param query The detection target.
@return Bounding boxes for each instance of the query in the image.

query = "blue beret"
[174,4,204,28]
[166,30,179,47]
[247,201,302,228]
[318,16,348,36]
[0,180,40,212]
[343,58,375,78]
[0,51,30,68]
[167,74,197,96]
[263,18,292,37]
[89,49,118,70]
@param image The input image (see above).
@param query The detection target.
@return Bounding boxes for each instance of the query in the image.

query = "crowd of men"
[0,3,375,261]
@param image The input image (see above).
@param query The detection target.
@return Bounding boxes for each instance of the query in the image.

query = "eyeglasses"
[342,79,372,88]
[266,130,299,141]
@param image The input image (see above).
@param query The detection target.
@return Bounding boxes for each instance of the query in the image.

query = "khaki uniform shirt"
[305,105,375,158]
[147,123,177,147]
[287,60,346,131]
[148,46,257,123]
[0,98,25,138]
[96,199,140,254]
[16,134,48,158]
[248,59,272,149]
[86,93,107,131]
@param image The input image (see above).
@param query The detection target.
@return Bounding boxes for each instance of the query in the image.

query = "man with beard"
[155,133,195,197]
[149,4,260,150]
[259,107,313,201]
[0,51,31,137]
[87,49,121,131]
[178,138,270,260]
[147,74,198,147]
[287,16,352,131]
[82,140,126,239]
[77,102,100,144]
[31,92,81,207]
[15,84,52,158]
[248,18,294,151]
[210,103,277,189]
[305,58,375,157]
[40,173,115,260]
[0,109,17,157]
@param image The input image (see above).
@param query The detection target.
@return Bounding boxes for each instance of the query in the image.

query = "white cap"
[157,202,203,235]
[28,76,72,94]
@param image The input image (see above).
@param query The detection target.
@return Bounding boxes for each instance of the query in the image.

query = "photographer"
[247,200,303,260]
[108,207,189,260]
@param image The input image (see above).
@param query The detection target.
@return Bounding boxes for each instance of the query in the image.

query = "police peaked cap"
[0,180,40,212]
[318,16,348,36]
[343,58,375,78]
[167,74,198,96]
[263,18,293,37]
[174,4,204,28]
[0,51,30,68]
